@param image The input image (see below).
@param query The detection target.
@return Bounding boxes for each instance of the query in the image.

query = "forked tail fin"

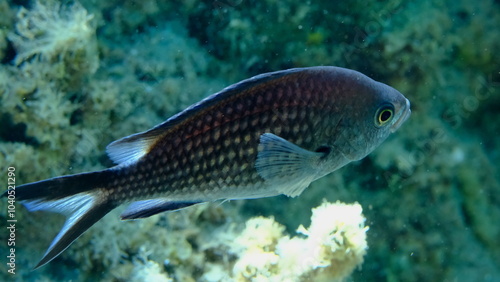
[3,170,117,269]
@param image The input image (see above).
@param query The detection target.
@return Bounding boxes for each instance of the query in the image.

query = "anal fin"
[120,199,202,220]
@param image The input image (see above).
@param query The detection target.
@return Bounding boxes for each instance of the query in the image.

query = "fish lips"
[390,98,411,133]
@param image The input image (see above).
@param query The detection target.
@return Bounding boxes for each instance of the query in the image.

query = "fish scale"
[5,66,411,268]
[108,77,331,202]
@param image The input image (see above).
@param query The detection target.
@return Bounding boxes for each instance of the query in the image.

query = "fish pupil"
[380,110,392,122]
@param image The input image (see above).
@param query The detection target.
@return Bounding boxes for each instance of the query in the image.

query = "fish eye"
[375,104,394,127]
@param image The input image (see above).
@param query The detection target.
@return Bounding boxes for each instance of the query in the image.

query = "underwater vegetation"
[0,0,499,281]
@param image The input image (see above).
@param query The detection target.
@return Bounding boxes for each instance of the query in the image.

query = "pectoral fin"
[255,133,327,197]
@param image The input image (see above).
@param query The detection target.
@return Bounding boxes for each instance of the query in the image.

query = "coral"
[129,259,173,282]
[94,201,365,282]
[8,0,98,74]
[224,201,368,281]
[230,217,283,280]
[41,201,366,281]
[0,1,102,183]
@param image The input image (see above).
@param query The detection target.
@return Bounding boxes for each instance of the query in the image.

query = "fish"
[2,66,410,269]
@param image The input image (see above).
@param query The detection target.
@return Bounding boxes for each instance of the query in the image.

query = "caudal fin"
[4,171,116,269]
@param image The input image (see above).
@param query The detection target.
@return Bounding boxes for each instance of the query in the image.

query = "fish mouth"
[391,98,411,132]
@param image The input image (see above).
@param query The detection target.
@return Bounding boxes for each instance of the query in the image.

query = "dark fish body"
[3,66,411,268]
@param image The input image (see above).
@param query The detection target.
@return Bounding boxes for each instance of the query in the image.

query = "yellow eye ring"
[375,105,394,126]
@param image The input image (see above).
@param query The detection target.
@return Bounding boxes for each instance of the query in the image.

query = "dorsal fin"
[106,130,161,165]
